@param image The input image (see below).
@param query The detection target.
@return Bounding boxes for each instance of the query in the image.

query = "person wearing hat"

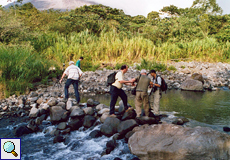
[130,69,153,117]
[59,61,83,103]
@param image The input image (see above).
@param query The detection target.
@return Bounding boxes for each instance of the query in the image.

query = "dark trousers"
[110,85,128,115]
[65,79,80,103]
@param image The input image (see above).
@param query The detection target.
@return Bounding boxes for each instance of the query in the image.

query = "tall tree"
[160,5,181,16]
[192,0,223,15]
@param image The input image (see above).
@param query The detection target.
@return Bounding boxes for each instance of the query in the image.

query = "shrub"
[167,65,177,71]
[136,58,167,71]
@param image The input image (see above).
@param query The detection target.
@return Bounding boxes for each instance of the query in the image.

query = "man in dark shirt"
[130,69,153,117]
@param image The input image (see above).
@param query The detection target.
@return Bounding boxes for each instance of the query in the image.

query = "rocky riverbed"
[1,61,230,160]
[79,61,230,94]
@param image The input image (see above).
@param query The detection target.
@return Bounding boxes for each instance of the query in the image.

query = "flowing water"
[1,89,230,160]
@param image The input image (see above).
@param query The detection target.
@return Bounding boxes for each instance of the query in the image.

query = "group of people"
[59,60,162,117]
[109,65,162,117]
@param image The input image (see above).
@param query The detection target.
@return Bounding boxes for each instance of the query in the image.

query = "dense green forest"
[0,0,230,97]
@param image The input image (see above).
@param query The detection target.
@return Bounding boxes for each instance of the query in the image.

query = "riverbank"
[79,61,230,94]
[1,61,230,159]
[1,61,230,117]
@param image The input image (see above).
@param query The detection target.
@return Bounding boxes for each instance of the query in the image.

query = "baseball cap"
[69,61,74,65]
[140,69,147,74]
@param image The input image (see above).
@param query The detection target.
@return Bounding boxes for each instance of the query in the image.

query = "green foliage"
[215,24,230,42]
[115,63,126,70]
[167,65,177,71]
[0,45,61,97]
[30,32,58,52]
[0,9,29,44]
[136,59,167,72]
[80,55,100,71]
[192,0,223,15]
[1,3,230,97]
[160,5,181,16]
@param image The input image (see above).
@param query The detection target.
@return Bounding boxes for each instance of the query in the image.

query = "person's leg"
[143,92,150,117]
[73,80,80,103]
[149,92,154,111]
[119,89,128,110]
[135,92,142,117]
[153,89,160,115]
[64,79,72,99]
[110,86,119,115]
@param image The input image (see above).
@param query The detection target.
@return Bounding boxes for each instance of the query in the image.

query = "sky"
[0,0,230,17]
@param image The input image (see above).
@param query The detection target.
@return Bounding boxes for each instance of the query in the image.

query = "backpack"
[156,76,168,93]
[106,71,117,86]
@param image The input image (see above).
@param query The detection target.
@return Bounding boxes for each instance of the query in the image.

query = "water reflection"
[180,90,204,101]
[81,89,230,126]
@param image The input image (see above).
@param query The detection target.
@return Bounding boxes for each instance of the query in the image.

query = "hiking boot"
[109,114,117,118]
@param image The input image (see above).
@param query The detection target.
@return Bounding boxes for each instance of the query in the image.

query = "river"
[1,88,230,160]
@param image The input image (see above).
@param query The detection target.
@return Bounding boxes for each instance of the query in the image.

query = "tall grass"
[0,45,60,97]
[37,30,230,68]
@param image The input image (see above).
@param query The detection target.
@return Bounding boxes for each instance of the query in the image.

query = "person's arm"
[150,81,154,88]
[122,78,136,86]
[59,73,66,83]
[119,79,133,84]
[153,77,161,88]
[153,83,160,87]
[78,67,83,79]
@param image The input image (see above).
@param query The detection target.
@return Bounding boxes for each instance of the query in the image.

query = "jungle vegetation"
[0,0,230,97]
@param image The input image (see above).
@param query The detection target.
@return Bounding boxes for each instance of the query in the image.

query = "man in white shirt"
[59,61,83,103]
[110,65,133,116]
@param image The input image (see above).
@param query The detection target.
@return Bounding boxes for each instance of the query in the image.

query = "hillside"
[5,0,98,11]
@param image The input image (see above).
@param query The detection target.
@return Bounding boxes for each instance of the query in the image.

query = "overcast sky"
[0,0,230,17]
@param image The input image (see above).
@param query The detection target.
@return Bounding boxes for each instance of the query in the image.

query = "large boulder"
[83,115,97,128]
[121,108,136,121]
[100,112,110,123]
[89,130,102,138]
[49,106,67,123]
[128,124,230,160]
[117,119,138,136]
[96,104,109,111]
[83,107,94,116]
[68,118,83,131]
[70,108,85,118]
[87,98,94,107]
[100,117,120,137]
[181,79,203,91]
[47,98,58,106]
[135,116,159,125]
[14,124,33,137]
[191,73,204,84]
[29,107,40,118]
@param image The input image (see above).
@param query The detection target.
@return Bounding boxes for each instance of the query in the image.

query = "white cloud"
[0,0,10,6]
[0,0,229,16]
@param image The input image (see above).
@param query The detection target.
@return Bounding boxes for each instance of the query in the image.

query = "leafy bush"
[115,63,126,70]
[167,65,177,71]
[81,55,100,71]
[0,45,61,97]
[136,59,167,71]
